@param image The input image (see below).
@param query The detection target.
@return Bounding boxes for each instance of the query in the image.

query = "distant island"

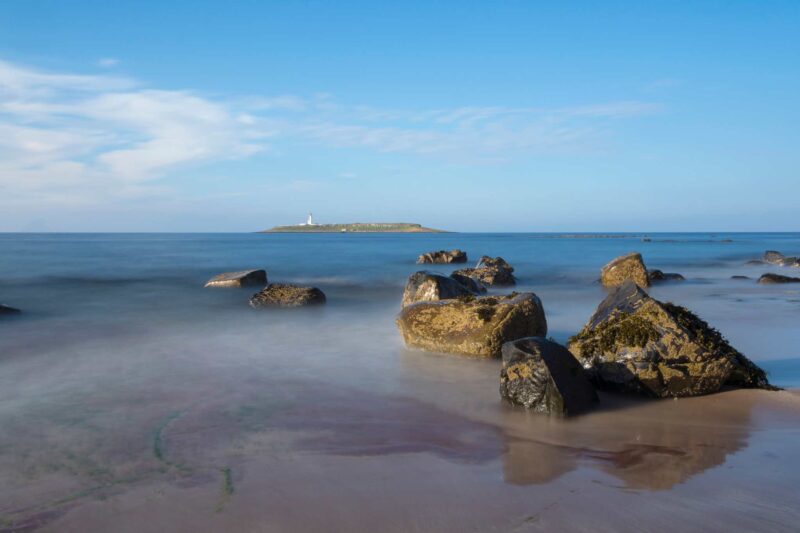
[261,222,444,233]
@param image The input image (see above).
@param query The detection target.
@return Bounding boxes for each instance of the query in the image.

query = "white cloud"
[97,58,120,68]
[0,58,661,209]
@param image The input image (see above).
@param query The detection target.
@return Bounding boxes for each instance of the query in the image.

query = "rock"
[449,272,488,294]
[453,256,516,287]
[758,273,800,284]
[401,271,478,308]
[763,251,785,264]
[396,292,547,358]
[0,304,21,315]
[730,275,750,280]
[249,284,326,308]
[600,252,650,288]
[416,249,467,264]
[745,260,764,265]
[205,269,267,288]
[641,237,652,242]
[500,337,598,416]
[648,269,685,282]
[567,281,773,397]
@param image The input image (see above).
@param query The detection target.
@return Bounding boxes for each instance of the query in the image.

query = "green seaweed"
[569,312,660,354]
[215,467,235,513]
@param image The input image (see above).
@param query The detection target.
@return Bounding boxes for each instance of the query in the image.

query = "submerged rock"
[401,271,478,308]
[205,269,267,288]
[396,292,547,358]
[453,256,516,287]
[0,304,21,315]
[758,273,800,284]
[249,284,326,308]
[731,275,751,280]
[416,249,467,264]
[600,252,650,288]
[567,281,773,397]
[500,337,598,416]
[648,269,685,282]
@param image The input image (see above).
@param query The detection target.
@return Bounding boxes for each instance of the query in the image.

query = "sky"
[0,1,798,232]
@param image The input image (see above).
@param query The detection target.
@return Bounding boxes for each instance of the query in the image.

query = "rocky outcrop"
[453,256,516,287]
[758,273,800,284]
[567,281,773,398]
[249,284,326,308]
[600,252,649,288]
[416,249,467,264]
[205,269,267,288]
[763,251,800,267]
[401,271,478,308]
[500,337,598,416]
[396,292,547,358]
[648,269,685,282]
[0,304,21,315]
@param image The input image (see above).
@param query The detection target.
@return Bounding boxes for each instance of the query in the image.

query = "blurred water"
[1,232,800,531]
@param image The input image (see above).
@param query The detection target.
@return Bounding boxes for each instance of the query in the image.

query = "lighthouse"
[300,212,316,226]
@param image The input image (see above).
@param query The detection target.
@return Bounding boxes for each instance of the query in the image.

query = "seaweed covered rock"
[0,304,21,315]
[567,281,773,397]
[758,273,800,284]
[453,256,516,287]
[648,269,685,282]
[396,292,547,358]
[416,249,467,264]
[249,284,326,308]
[500,337,598,416]
[600,252,649,288]
[401,271,478,308]
[205,269,267,288]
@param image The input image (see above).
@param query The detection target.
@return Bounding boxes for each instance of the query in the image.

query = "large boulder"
[417,249,467,264]
[453,256,516,287]
[205,269,267,288]
[0,304,21,315]
[500,337,598,416]
[250,284,326,308]
[600,252,649,288]
[758,273,800,284]
[401,271,478,308]
[396,292,547,358]
[567,281,773,397]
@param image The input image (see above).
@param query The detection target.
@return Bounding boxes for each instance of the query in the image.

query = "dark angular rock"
[567,281,774,397]
[500,337,598,416]
[0,304,21,315]
[401,271,477,308]
[730,275,750,280]
[452,256,516,287]
[648,269,685,282]
[449,272,488,295]
[249,284,326,308]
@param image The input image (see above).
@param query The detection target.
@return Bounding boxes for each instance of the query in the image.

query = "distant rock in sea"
[453,256,516,287]
[205,269,267,288]
[600,252,650,288]
[758,273,800,284]
[762,250,800,268]
[416,249,467,264]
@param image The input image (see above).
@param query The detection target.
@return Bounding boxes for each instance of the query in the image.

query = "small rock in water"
[205,269,267,288]
[396,292,546,358]
[416,249,467,264]
[401,271,478,308]
[600,252,649,288]
[0,304,21,315]
[648,269,685,282]
[249,284,326,308]
[758,273,800,284]
[452,256,516,287]
[500,337,598,416]
[762,251,800,267]
[731,275,750,280]
[567,281,773,397]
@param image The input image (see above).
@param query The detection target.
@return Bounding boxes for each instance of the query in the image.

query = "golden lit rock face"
[600,252,649,288]
[568,281,773,397]
[401,271,477,308]
[396,292,547,358]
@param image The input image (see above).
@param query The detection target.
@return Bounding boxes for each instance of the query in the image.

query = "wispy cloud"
[0,58,661,206]
[97,57,120,68]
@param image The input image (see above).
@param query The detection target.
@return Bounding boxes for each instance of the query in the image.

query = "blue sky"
[0,1,798,231]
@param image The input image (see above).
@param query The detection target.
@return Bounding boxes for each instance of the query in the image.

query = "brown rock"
[453,256,516,287]
[600,252,649,288]
[205,269,267,288]
[758,273,800,284]
[249,283,326,308]
[416,249,468,264]
[401,271,477,308]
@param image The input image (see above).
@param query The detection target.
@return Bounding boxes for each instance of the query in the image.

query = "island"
[261,222,444,233]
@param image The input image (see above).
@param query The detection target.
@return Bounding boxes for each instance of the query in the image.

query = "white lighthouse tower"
[300,212,316,226]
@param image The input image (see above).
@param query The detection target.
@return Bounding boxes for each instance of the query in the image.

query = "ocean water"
[1,232,800,532]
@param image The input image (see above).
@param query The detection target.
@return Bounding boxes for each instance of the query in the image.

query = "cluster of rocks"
[740,251,800,284]
[417,249,467,264]
[204,269,326,308]
[763,250,800,268]
[396,251,776,417]
[599,252,684,288]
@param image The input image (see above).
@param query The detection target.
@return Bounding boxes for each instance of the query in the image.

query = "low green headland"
[260,223,445,233]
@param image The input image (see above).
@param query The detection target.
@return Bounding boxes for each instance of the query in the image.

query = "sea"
[1,232,799,532]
